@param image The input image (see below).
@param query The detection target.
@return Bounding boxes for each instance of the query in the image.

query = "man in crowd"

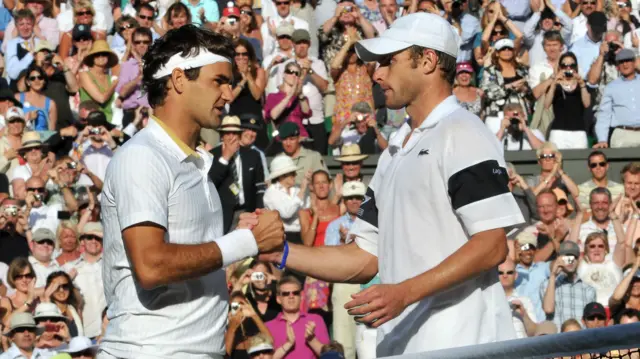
[264,23,296,94]
[2,0,59,51]
[334,144,367,183]
[541,241,597,327]
[6,9,45,81]
[0,197,29,265]
[498,258,538,338]
[570,0,598,44]
[116,27,152,128]
[495,103,545,151]
[522,190,566,263]
[24,176,62,232]
[239,114,269,179]
[529,31,565,100]
[621,162,640,205]
[594,48,640,148]
[524,0,572,68]
[587,31,623,108]
[578,188,620,251]
[136,4,160,40]
[513,231,550,321]
[73,111,117,186]
[218,5,262,59]
[328,102,388,155]
[276,122,328,185]
[570,11,606,79]
[266,276,330,358]
[582,302,607,329]
[577,151,625,208]
[260,0,309,58]
[0,313,48,359]
[28,228,61,288]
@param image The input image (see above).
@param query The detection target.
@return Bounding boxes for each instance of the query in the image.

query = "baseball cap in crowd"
[342,181,366,197]
[456,62,474,74]
[72,24,93,41]
[534,321,558,336]
[516,231,537,250]
[247,334,274,355]
[320,352,346,359]
[61,336,98,355]
[32,228,55,244]
[3,312,43,337]
[583,302,607,319]
[239,113,262,131]
[494,38,515,51]
[223,2,241,18]
[276,23,295,37]
[355,13,459,62]
[558,241,580,258]
[87,110,115,131]
[587,12,607,33]
[219,115,243,132]
[616,48,636,63]
[292,29,311,43]
[278,122,300,139]
[552,188,574,212]
[351,101,372,115]
[6,107,25,122]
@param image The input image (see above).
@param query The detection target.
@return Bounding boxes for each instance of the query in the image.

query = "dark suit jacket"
[209,145,266,233]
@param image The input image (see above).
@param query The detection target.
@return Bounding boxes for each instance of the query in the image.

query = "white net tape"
[382,323,640,359]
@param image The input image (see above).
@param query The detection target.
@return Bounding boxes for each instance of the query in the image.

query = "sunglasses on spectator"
[277,35,292,40]
[279,290,301,297]
[583,1,596,4]
[498,270,515,275]
[241,9,252,15]
[561,63,577,69]
[8,118,25,124]
[29,75,44,81]
[539,153,555,159]
[80,234,102,242]
[134,40,151,45]
[492,30,507,36]
[554,21,562,26]
[56,283,73,291]
[344,196,364,201]
[588,244,606,249]
[618,2,630,8]
[285,69,300,76]
[75,36,92,42]
[138,14,154,20]
[235,51,249,57]
[27,187,45,193]
[14,273,35,280]
[37,239,55,247]
[589,161,607,168]
[75,10,92,16]
[520,244,536,251]
[586,315,605,321]
[72,350,96,358]
[275,1,290,5]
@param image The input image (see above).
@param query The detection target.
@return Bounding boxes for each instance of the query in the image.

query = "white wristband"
[214,229,258,267]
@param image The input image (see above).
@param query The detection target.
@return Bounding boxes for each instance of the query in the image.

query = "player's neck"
[154,106,201,150]
[406,85,452,130]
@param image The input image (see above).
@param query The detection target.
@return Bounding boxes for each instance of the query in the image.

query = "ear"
[420,49,439,75]
[29,240,34,252]
[169,69,186,94]
[276,295,282,305]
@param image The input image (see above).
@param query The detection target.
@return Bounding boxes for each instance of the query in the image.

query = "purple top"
[264,91,312,138]
[116,58,149,110]
[266,312,329,359]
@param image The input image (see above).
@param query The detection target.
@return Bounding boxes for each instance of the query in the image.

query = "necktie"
[230,155,240,204]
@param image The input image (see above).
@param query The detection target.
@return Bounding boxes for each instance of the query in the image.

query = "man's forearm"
[542,279,556,315]
[118,77,141,99]
[401,228,508,307]
[284,242,378,284]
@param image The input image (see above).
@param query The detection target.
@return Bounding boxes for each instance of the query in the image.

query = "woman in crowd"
[42,271,84,337]
[609,254,640,321]
[577,232,625,306]
[330,27,374,127]
[240,261,281,323]
[474,1,522,69]
[58,0,106,59]
[560,319,582,332]
[16,65,57,131]
[610,0,639,36]
[55,222,81,266]
[0,258,39,324]
[225,291,273,359]
[0,105,28,178]
[111,16,139,61]
[527,142,580,198]
[239,4,262,45]
[162,2,191,32]
[544,52,591,149]
[453,62,483,118]
[230,38,267,148]
[11,132,53,200]
[481,38,533,119]
[264,62,311,138]
[79,40,119,123]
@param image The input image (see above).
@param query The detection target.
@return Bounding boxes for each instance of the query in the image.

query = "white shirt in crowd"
[263,182,310,232]
[263,50,294,95]
[273,57,328,125]
[506,291,538,339]
[101,119,254,358]
[578,259,622,306]
[485,116,545,151]
[28,202,63,233]
[11,163,35,182]
[260,14,309,58]
[63,255,106,338]
[75,141,114,187]
[570,13,588,45]
[28,255,61,288]
[528,60,555,89]
[56,8,108,33]
[0,344,54,359]
[578,219,618,253]
[350,96,523,356]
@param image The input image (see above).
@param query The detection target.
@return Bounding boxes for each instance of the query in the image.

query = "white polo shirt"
[28,255,61,288]
[63,255,105,338]
[100,118,256,359]
[349,96,524,356]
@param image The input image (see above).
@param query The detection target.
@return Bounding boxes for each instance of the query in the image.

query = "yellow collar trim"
[153,116,199,158]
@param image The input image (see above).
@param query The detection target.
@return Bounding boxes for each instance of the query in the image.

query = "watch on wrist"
[307,67,314,75]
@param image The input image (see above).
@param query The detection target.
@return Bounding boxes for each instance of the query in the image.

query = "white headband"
[152,47,231,79]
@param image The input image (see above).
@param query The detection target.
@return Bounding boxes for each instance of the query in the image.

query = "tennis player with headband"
[98,25,285,359]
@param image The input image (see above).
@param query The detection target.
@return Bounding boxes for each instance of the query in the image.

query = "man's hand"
[4,147,17,161]
[286,321,295,345]
[551,257,565,275]
[345,283,408,328]
[339,225,349,243]
[304,321,316,342]
[593,142,608,149]
[236,212,259,230]
[251,210,285,253]
[221,135,240,160]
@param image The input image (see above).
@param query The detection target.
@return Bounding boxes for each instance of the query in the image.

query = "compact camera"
[90,127,101,135]
[343,5,352,12]
[34,194,43,202]
[230,302,240,315]
[251,272,265,281]
[67,161,77,170]
[4,206,18,217]
[562,255,575,265]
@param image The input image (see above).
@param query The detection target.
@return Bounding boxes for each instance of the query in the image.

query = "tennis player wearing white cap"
[260,13,525,356]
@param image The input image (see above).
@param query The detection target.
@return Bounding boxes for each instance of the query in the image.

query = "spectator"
[571,11,606,79]
[473,1,513,69]
[238,114,270,177]
[110,15,139,61]
[494,102,545,151]
[5,9,45,82]
[527,143,580,198]
[577,151,625,209]
[32,302,72,348]
[57,0,108,59]
[62,221,105,339]
[0,199,30,265]
[54,221,80,266]
[265,276,330,359]
[115,27,152,128]
[499,258,538,338]
[328,102,387,155]
[246,333,277,359]
[570,0,599,44]
[260,0,309,58]
[219,6,263,60]
[59,336,98,358]
[610,0,639,36]
[544,52,591,149]
[615,307,640,324]
[0,258,38,318]
[299,170,339,247]
[163,2,192,31]
[621,162,640,209]
[513,231,551,321]
[0,312,48,359]
[11,132,52,200]
[529,31,564,100]
[242,261,282,322]
[334,144,367,183]
[506,164,538,225]
[582,301,607,328]
[561,318,583,332]
[578,231,624,306]
[587,30,623,107]
[239,4,263,45]
[523,0,572,68]
[16,63,58,131]
[71,111,116,187]
[183,0,219,27]
[609,258,640,321]
[453,62,483,118]
[28,228,61,288]
[78,40,119,123]
[2,0,59,52]
[0,107,28,179]
[594,48,640,148]
[264,62,312,139]
[225,291,273,358]
[42,272,84,336]
[577,187,625,253]
[270,123,328,185]
[24,176,64,231]
[62,24,93,79]
[541,241,597,327]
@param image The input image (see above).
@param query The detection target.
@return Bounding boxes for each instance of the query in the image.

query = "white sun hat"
[355,13,460,63]
[60,336,98,353]
[267,155,301,182]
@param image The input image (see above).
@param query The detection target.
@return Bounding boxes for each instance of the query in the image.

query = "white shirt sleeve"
[108,145,171,230]
[263,186,305,219]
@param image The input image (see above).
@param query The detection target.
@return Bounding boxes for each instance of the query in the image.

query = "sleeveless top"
[20,93,51,130]
[79,71,114,122]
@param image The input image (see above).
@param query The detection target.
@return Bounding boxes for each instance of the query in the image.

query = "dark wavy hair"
[45,271,81,309]
[25,64,49,91]
[142,25,235,108]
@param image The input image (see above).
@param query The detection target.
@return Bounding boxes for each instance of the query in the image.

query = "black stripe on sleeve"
[356,187,378,228]
[447,159,510,211]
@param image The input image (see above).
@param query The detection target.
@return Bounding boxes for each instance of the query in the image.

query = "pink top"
[264,91,312,137]
[266,312,330,359]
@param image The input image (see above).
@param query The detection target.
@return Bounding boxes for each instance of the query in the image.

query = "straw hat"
[19,131,44,152]
[83,40,119,68]
[219,115,243,132]
[3,312,42,337]
[267,155,300,182]
[335,143,368,162]
[34,303,68,321]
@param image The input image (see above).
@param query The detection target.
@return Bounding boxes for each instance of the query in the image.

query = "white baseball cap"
[6,107,25,120]
[342,181,366,197]
[355,13,459,63]
[494,38,515,51]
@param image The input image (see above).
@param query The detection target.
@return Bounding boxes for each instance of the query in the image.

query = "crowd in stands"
[0,0,638,357]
